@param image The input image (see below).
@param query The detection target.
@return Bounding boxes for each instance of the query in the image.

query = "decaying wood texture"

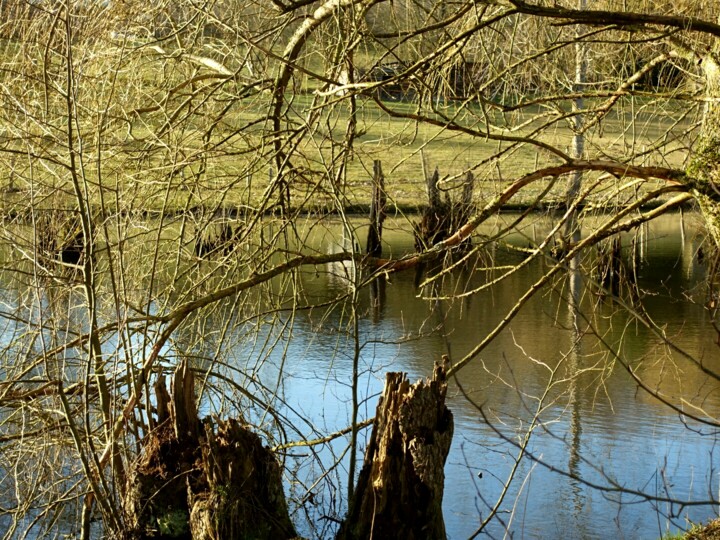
[123,360,296,539]
[415,167,474,251]
[337,358,454,540]
[123,358,453,539]
[416,167,450,250]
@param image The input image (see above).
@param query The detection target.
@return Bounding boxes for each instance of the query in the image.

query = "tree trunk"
[123,361,296,540]
[688,48,720,248]
[336,358,454,540]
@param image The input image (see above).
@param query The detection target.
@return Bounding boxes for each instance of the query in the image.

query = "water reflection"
[261,212,720,539]
[0,211,718,539]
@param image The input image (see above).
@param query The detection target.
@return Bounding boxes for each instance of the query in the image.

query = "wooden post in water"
[427,166,441,210]
[367,159,386,257]
[416,166,447,250]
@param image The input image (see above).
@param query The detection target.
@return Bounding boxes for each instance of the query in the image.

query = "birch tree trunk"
[688,46,720,248]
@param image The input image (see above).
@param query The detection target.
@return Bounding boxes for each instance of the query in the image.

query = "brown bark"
[415,167,475,252]
[123,360,454,540]
[336,358,454,540]
[416,167,451,250]
[367,159,386,258]
[122,361,296,540]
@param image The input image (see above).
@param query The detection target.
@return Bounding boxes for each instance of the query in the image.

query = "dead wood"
[122,361,296,539]
[336,357,454,540]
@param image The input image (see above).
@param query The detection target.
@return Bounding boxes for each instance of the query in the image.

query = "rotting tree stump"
[337,358,454,540]
[415,168,474,251]
[123,359,453,540]
[123,361,296,540]
[415,167,451,250]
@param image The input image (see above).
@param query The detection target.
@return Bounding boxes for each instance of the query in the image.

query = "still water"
[234,211,720,539]
[1,211,718,539]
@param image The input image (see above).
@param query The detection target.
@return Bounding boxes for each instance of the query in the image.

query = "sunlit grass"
[0,70,696,215]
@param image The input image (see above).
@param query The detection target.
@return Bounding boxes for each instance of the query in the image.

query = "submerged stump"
[123,361,296,540]
[337,358,454,540]
[415,168,474,251]
[415,167,451,250]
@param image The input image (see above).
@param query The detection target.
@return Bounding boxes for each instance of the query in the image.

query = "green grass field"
[0,73,697,217]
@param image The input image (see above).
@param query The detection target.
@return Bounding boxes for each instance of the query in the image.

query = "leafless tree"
[1,0,720,538]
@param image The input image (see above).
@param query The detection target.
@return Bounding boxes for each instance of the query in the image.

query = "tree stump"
[415,167,451,250]
[415,168,474,251]
[337,358,454,540]
[123,361,296,540]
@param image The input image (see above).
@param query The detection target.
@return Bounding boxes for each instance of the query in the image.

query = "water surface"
[249,211,720,539]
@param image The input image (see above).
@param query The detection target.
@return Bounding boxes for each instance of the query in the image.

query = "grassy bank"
[0,88,694,217]
[663,519,720,540]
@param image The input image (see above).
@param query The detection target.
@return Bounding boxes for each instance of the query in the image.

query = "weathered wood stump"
[123,361,296,539]
[415,167,450,250]
[195,220,239,258]
[337,358,454,540]
[595,236,624,297]
[415,168,474,251]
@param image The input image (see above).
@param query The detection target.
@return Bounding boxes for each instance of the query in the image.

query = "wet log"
[123,360,296,539]
[336,358,454,540]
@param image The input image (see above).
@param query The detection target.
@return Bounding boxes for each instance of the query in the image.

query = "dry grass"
[685,519,720,540]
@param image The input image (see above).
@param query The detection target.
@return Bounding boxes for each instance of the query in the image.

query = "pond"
[232,211,719,539]
[0,210,717,539]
